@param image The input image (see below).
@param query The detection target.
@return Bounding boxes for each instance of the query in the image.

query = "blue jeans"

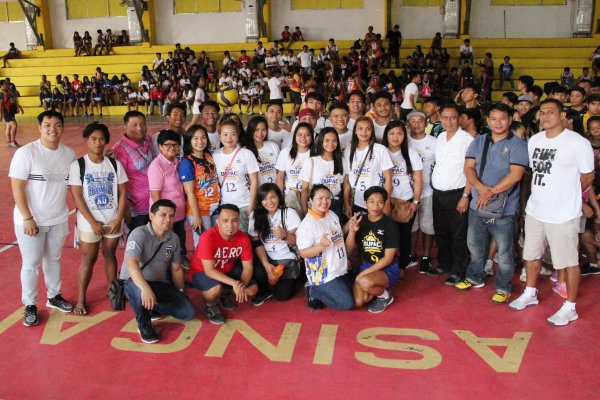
[466,211,517,293]
[124,279,196,328]
[309,275,353,310]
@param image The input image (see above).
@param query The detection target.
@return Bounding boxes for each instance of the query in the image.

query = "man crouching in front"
[121,199,196,343]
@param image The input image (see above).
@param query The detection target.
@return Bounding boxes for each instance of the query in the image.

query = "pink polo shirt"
[112,134,157,215]
[147,153,186,222]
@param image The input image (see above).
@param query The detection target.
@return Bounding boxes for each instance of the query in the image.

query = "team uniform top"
[68,155,128,231]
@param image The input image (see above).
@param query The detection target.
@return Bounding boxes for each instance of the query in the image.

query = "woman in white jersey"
[68,122,128,315]
[211,120,259,232]
[296,184,353,310]
[245,116,280,186]
[382,120,423,270]
[343,116,393,217]
[249,183,302,306]
[276,122,314,218]
[299,127,349,221]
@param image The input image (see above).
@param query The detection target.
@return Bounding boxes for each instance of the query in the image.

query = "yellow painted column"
[142,0,156,46]
[459,0,470,38]
[262,0,271,42]
[34,0,52,50]
[593,0,600,37]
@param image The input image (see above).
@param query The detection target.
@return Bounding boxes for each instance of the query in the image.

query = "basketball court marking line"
[0,209,76,254]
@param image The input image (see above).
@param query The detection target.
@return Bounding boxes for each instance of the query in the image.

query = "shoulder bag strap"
[140,241,164,271]
[477,135,491,179]
[220,146,242,188]
[352,146,373,190]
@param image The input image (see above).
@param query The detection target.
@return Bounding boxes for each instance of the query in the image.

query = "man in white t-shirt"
[459,39,473,66]
[68,122,129,315]
[9,110,77,327]
[509,99,595,326]
[328,102,352,151]
[371,91,393,142]
[199,100,221,151]
[431,103,474,286]
[407,110,440,276]
[268,69,284,102]
[400,73,421,121]
[297,45,313,75]
[346,90,366,133]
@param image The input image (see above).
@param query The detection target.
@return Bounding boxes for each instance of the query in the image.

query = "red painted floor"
[0,118,599,399]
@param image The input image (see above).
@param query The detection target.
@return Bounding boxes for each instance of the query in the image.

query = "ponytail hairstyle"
[253,183,286,242]
[382,120,413,174]
[313,127,343,175]
[349,116,375,165]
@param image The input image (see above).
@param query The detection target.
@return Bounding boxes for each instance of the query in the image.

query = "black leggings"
[253,259,297,301]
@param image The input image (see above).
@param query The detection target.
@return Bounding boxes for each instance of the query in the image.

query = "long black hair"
[349,116,376,166]
[245,115,269,163]
[183,124,210,157]
[253,183,287,242]
[290,122,314,161]
[382,120,413,174]
[312,127,344,175]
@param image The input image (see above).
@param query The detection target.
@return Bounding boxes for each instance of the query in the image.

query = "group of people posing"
[9,83,594,344]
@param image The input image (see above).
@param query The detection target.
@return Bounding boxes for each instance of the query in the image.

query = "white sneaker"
[508,291,539,310]
[540,266,552,276]
[519,268,526,282]
[484,260,494,276]
[547,305,578,326]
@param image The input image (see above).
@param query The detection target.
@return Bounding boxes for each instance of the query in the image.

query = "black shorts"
[2,111,16,122]
[289,90,302,105]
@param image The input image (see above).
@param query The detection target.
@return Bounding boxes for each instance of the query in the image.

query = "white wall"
[0,21,26,50]
[48,0,128,49]
[154,1,246,44]
[392,2,445,39]
[270,0,385,40]
[470,0,576,38]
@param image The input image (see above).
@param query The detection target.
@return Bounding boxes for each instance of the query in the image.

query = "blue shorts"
[359,261,399,287]
[191,264,258,291]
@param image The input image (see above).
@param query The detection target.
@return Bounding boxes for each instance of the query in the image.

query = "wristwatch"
[462,192,470,198]
[412,200,420,205]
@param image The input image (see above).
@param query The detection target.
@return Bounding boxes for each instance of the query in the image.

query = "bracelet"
[595,218,600,224]
[23,216,34,221]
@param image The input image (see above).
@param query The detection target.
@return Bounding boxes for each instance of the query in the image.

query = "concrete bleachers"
[1,38,596,116]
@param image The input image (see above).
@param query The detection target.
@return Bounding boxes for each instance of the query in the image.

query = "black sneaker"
[304,284,324,310]
[426,266,444,277]
[204,304,225,325]
[252,291,273,307]
[581,263,600,275]
[23,305,38,327]
[406,254,418,268]
[219,294,237,311]
[419,257,432,274]
[368,295,394,313]
[444,275,461,286]
[46,294,74,313]
[138,324,159,343]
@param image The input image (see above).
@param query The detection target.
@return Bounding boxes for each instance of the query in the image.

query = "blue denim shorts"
[359,261,399,287]
[191,264,258,291]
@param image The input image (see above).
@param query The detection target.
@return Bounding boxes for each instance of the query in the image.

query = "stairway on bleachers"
[1,38,596,116]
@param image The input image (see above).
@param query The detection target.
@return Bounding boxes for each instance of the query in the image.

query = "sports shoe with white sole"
[547,305,578,326]
[508,291,539,311]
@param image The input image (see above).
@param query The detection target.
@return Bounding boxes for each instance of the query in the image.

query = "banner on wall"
[443,0,459,38]
[127,6,143,43]
[243,0,259,41]
[573,0,593,36]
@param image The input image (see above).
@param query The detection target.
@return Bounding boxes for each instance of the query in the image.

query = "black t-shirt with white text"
[356,215,399,264]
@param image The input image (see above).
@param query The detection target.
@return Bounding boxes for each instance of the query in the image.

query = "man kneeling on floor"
[121,199,195,343]
[189,204,258,325]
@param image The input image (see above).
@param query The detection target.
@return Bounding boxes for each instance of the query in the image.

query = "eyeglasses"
[161,143,180,149]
